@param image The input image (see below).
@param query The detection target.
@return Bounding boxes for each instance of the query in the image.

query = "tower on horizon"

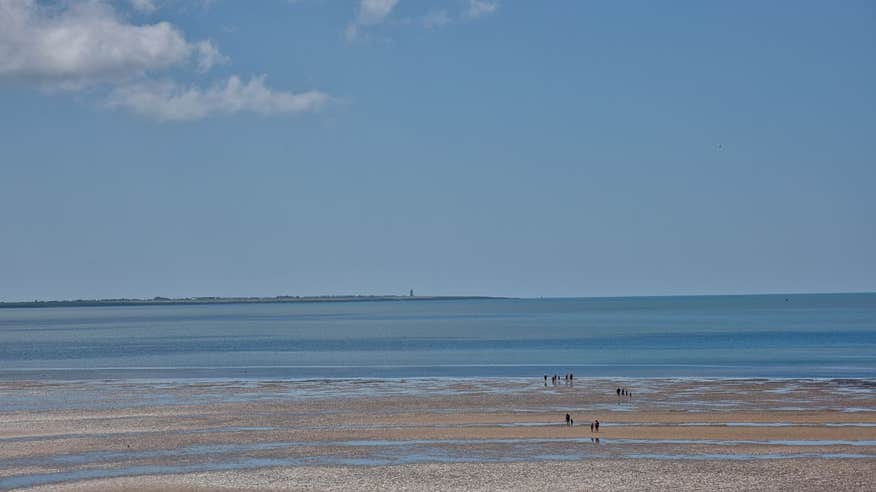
[410,289,414,297]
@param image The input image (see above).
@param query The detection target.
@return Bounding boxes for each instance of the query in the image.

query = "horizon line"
[1,290,874,307]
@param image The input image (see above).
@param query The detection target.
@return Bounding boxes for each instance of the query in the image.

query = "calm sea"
[0,294,874,380]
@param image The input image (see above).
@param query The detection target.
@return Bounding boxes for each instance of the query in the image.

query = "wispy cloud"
[412,1,499,30]
[462,0,498,20]
[129,0,157,14]
[106,75,330,121]
[421,9,451,29]
[193,40,228,72]
[344,0,498,39]
[358,0,400,24]
[345,0,400,41]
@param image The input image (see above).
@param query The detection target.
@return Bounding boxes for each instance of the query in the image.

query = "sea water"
[0,293,874,380]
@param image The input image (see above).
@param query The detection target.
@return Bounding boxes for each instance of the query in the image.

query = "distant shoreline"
[0,295,502,309]
[2,291,875,309]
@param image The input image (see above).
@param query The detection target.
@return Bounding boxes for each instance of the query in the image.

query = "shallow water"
[2,376,875,413]
[1,294,875,380]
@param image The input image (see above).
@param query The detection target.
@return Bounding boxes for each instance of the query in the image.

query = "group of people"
[541,377,621,435]
[564,413,599,432]
[544,373,574,386]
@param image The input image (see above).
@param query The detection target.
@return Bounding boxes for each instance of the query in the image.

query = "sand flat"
[1,378,874,490]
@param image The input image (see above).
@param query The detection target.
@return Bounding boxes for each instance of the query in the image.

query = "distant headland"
[0,295,502,309]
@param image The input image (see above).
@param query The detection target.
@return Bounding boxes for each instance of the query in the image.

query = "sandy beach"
[1,378,874,490]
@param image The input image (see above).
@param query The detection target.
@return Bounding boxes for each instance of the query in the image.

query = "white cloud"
[0,0,224,87]
[463,0,498,20]
[0,1,325,122]
[193,40,228,72]
[347,0,496,35]
[358,0,399,25]
[106,75,331,121]
[345,0,399,41]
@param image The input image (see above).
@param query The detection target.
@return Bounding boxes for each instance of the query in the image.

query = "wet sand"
[1,378,875,490]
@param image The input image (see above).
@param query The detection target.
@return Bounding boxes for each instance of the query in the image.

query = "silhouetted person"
[570,418,574,426]
[544,375,548,386]
[616,387,621,397]
[590,422,594,432]
[565,413,570,426]
[595,419,600,432]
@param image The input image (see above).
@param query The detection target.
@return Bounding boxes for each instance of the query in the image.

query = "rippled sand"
[1,378,874,490]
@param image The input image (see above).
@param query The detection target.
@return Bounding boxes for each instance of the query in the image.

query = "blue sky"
[1,0,874,300]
